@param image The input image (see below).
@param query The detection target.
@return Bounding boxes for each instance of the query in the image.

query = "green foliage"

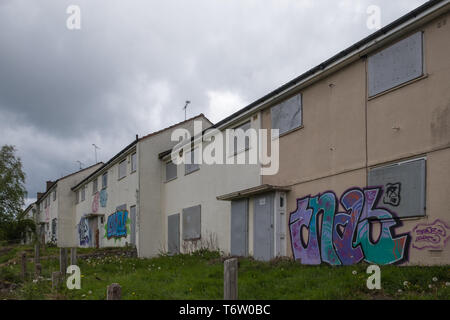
[1,244,449,300]
[0,145,27,223]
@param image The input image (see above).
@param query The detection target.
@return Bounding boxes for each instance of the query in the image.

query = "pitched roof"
[72,113,211,191]
[36,162,104,204]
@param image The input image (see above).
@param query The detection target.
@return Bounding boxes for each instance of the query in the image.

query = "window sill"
[164,177,177,183]
[185,167,200,176]
[118,176,127,181]
[272,125,304,140]
[368,74,428,101]
[229,147,250,157]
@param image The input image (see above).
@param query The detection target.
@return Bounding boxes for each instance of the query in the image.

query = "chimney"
[46,181,54,191]
[37,192,44,200]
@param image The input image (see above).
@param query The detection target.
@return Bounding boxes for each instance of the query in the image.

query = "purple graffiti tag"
[310,193,341,265]
[289,198,321,265]
[333,189,364,265]
[289,186,410,266]
[354,188,408,265]
[412,220,450,250]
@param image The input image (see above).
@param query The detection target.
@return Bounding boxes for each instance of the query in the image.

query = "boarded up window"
[182,205,201,240]
[102,172,108,189]
[185,148,200,175]
[119,159,127,179]
[368,32,423,97]
[368,158,426,218]
[166,161,177,181]
[271,93,302,136]
[131,153,137,172]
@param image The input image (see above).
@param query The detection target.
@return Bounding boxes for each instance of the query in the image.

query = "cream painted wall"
[74,150,137,248]
[161,115,261,255]
[138,116,213,258]
[260,12,450,265]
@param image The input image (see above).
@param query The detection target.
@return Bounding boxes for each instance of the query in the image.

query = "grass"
[0,244,449,300]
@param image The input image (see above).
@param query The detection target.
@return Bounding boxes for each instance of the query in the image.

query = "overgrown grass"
[1,245,449,300]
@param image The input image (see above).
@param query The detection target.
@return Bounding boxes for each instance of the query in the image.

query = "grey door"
[130,206,136,246]
[253,193,274,261]
[231,199,249,256]
[168,213,180,255]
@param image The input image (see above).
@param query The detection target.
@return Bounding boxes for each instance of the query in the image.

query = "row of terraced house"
[24,0,450,265]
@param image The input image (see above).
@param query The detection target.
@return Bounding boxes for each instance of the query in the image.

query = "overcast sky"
[0,0,427,206]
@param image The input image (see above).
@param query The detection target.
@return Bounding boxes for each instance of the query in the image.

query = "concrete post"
[107,283,122,300]
[34,242,40,264]
[21,252,27,280]
[52,271,62,290]
[59,248,68,275]
[224,258,238,300]
[70,248,77,266]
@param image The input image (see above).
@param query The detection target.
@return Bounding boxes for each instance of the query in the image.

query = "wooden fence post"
[21,252,27,280]
[224,258,238,300]
[70,248,77,266]
[35,263,42,279]
[60,248,67,275]
[34,242,40,264]
[107,283,122,300]
[52,271,62,290]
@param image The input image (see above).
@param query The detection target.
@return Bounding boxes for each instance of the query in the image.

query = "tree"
[0,145,27,224]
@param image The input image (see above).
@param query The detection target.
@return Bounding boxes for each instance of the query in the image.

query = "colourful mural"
[289,187,410,265]
[412,220,450,250]
[106,209,130,239]
[92,192,100,213]
[100,189,108,208]
[78,217,91,246]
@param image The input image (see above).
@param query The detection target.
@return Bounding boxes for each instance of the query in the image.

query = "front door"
[253,193,274,261]
[88,217,98,248]
[231,199,249,256]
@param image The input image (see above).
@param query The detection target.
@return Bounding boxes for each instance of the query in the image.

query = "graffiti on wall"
[412,220,450,250]
[383,182,401,207]
[289,187,410,266]
[100,189,108,208]
[106,209,129,240]
[92,192,99,213]
[78,216,91,246]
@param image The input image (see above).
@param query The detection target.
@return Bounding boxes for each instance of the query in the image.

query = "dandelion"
[445,282,450,287]
[82,294,86,297]
[352,270,357,275]
[432,277,438,282]
[132,292,135,295]
[398,289,402,293]
[428,284,433,289]
[403,281,409,286]
[158,267,161,270]
[32,279,38,283]
[88,290,92,295]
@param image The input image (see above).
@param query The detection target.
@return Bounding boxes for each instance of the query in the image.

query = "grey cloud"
[0,0,427,201]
